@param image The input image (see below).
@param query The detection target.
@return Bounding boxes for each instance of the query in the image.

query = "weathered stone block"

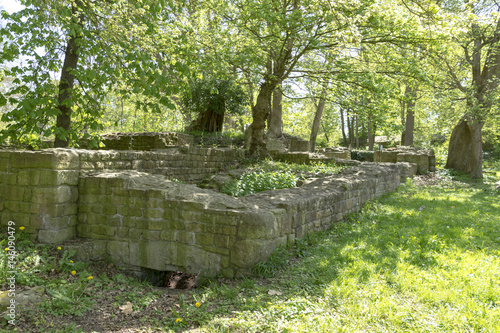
[196,233,214,246]
[116,227,129,238]
[32,186,73,204]
[178,232,195,245]
[0,158,9,172]
[237,211,278,239]
[19,202,39,214]
[18,170,40,186]
[144,208,164,219]
[160,230,178,241]
[4,201,20,212]
[128,241,174,271]
[103,205,117,215]
[39,170,79,186]
[142,230,161,241]
[214,234,230,248]
[110,214,123,227]
[107,241,130,264]
[230,238,279,270]
[147,219,165,230]
[38,228,75,244]
[77,224,92,237]
[42,216,71,230]
[11,150,79,170]
[5,173,17,185]
[128,228,142,239]
[5,186,24,201]
[92,225,115,237]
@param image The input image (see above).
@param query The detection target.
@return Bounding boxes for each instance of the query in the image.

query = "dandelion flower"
[195,302,201,308]
[175,318,182,323]
[88,276,93,280]
[70,260,74,263]
[4,248,8,251]
[57,247,62,250]
[34,250,37,253]
[19,226,25,230]
[71,271,76,275]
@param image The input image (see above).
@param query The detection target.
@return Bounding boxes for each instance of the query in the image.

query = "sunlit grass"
[197,178,500,332]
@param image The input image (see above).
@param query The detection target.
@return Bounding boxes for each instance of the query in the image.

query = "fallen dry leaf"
[268,289,282,296]
[119,301,133,315]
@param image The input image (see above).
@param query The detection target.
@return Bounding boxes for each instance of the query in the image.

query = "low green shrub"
[222,170,299,197]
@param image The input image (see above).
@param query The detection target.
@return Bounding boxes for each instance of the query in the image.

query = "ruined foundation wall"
[74,163,411,278]
[0,146,412,278]
[0,147,242,243]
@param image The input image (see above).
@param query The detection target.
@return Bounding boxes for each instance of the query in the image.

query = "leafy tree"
[427,0,500,178]
[0,0,181,147]
[181,76,248,133]
[200,0,378,157]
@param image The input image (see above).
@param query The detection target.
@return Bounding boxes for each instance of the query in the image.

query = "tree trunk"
[446,117,484,178]
[340,108,347,146]
[403,85,416,146]
[249,81,274,157]
[347,114,353,148]
[367,119,376,151]
[355,115,359,150]
[54,32,80,147]
[190,108,224,132]
[268,83,282,138]
[309,92,326,152]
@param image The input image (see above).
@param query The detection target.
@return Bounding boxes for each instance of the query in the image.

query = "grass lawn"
[1,171,499,332]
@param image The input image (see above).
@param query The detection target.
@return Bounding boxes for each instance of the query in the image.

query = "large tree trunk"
[268,84,282,138]
[367,118,376,151]
[54,33,79,147]
[54,2,82,148]
[309,92,326,152]
[190,109,224,132]
[249,81,274,157]
[355,115,359,150]
[403,85,416,146]
[340,108,347,146]
[446,117,484,178]
[347,114,353,148]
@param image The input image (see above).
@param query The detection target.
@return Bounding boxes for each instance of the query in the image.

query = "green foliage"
[222,170,298,197]
[189,130,245,147]
[252,246,290,278]
[254,159,344,175]
[181,76,248,118]
[41,274,95,316]
[221,160,345,196]
[0,0,184,146]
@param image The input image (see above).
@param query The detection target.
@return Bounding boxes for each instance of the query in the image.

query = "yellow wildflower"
[195,302,201,308]
[88,276,93,280]
[19,226,25,230]
[71,271,76,275]
[4,248,8,251]
[175,318,182,323]
[70,260,74,263]
[57,247,62,250]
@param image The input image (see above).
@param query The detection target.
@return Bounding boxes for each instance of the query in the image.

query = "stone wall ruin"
[0,133,417,279]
